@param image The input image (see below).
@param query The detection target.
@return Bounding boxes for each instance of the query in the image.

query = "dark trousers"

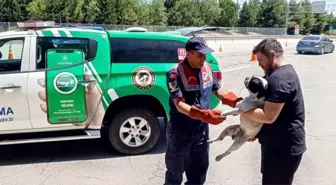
[261,145,303,185]
[164,125,209,185]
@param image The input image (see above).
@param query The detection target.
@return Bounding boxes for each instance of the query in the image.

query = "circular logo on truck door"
[54,72,78,94]
[132,67,155,90]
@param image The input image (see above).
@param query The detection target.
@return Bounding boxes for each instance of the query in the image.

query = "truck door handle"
[0,85,21,89]
[78,80,96,86]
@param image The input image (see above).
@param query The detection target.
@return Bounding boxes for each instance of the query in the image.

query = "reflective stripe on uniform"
[176,62,213,91]
[202,62,214,89]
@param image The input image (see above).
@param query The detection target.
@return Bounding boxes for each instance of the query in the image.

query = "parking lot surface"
[0,40,335,185]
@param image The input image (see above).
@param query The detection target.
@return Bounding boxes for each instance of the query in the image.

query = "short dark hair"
[252,38,284,57]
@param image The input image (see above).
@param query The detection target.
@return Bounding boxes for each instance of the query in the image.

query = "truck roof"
[107,30,188,40]
[0,30,30,36]
[0,27,107,37]
[0,27,188,41]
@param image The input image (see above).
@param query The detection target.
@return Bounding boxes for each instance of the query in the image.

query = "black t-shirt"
[257,64,307,156]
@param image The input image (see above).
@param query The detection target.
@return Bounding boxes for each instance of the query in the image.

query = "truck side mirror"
[87,39,98,61]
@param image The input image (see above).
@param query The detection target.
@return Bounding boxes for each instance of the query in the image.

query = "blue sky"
[326,0,336,3]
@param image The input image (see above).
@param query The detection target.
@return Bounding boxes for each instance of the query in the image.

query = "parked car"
[296,35,334,54]
[0,21,223,155]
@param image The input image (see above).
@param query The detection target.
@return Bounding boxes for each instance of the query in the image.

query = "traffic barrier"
[250,53,257,62]
[250,45,257,62]
[8,46,14,59]
[218,45,222,52]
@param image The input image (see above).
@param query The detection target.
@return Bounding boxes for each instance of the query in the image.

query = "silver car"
[296,35,334,54]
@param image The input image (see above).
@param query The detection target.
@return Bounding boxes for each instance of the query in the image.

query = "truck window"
[0,38,24,74]
[110,38,186,63]
[36,37,90,70]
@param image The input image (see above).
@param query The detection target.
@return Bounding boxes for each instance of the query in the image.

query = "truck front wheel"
[108,107,160,155]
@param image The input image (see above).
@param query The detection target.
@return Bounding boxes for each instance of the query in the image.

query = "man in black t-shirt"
[241,38,306,185]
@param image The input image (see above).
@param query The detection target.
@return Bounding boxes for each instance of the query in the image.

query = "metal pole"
[285,2,289,36]
[285,2,289,46]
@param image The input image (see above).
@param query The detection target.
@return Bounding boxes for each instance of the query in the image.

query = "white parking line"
[220,65,252,86]
[222,65,251,73]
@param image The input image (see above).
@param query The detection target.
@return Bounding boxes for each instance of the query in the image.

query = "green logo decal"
[53,72,78,94]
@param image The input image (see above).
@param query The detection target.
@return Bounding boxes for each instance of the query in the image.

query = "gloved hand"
[221,92,243,108]
[201,109,227,125]
[189,106,226,125]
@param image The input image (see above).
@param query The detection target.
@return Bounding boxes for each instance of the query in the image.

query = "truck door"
[0,36,32,131]
[27,33,102,129]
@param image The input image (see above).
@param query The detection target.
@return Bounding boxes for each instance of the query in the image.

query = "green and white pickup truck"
[0,21,223,155]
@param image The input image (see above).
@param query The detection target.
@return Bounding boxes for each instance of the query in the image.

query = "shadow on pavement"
[0,123,167,166]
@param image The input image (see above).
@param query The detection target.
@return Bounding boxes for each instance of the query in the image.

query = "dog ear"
[256,90,265,99]
[248,77,267,99]
[247,77,261,93]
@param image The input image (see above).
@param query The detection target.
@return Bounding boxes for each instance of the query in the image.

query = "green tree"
[164,0,176,9]
[238,1,254,27]
[217,0,239,27]
[5,0,335,31]
[300,0,315,35]
[137,0,151,25]
[323,12,335,34]
[199,0,221,26]
[167,0,199,26]
[0,0,23,21]
[17,0,32,21]
[311,13,328,34]
[85,0,100,23]
[149,0,167,25]
[258,0,287,27]
[250,0,262,27]
[118,0,139,25]
[95,0,118,24]
[69,0,85,23]
[27,0,49,20]
[287,0,305,34]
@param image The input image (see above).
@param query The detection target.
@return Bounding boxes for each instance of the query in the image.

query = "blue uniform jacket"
[166,58,221,133]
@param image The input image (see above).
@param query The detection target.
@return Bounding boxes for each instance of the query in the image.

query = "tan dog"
[208,75,268,161]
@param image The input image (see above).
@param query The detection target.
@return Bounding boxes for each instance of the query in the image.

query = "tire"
[320,47,324,55]
[108,107,160,155]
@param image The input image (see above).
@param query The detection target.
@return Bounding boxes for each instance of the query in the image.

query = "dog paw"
[215,155,223,161]
[207,140,215,143]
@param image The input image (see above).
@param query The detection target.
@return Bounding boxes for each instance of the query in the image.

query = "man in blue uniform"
[242,38,306,185]
[164,37,242,185]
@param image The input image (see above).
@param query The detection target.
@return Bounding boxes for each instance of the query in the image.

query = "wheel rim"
[119,117,151,147]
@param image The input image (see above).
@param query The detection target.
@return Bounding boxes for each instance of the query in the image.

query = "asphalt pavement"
[0,41,335,185]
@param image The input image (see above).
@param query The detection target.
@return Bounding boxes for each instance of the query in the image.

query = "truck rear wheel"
[108,107,160,155]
